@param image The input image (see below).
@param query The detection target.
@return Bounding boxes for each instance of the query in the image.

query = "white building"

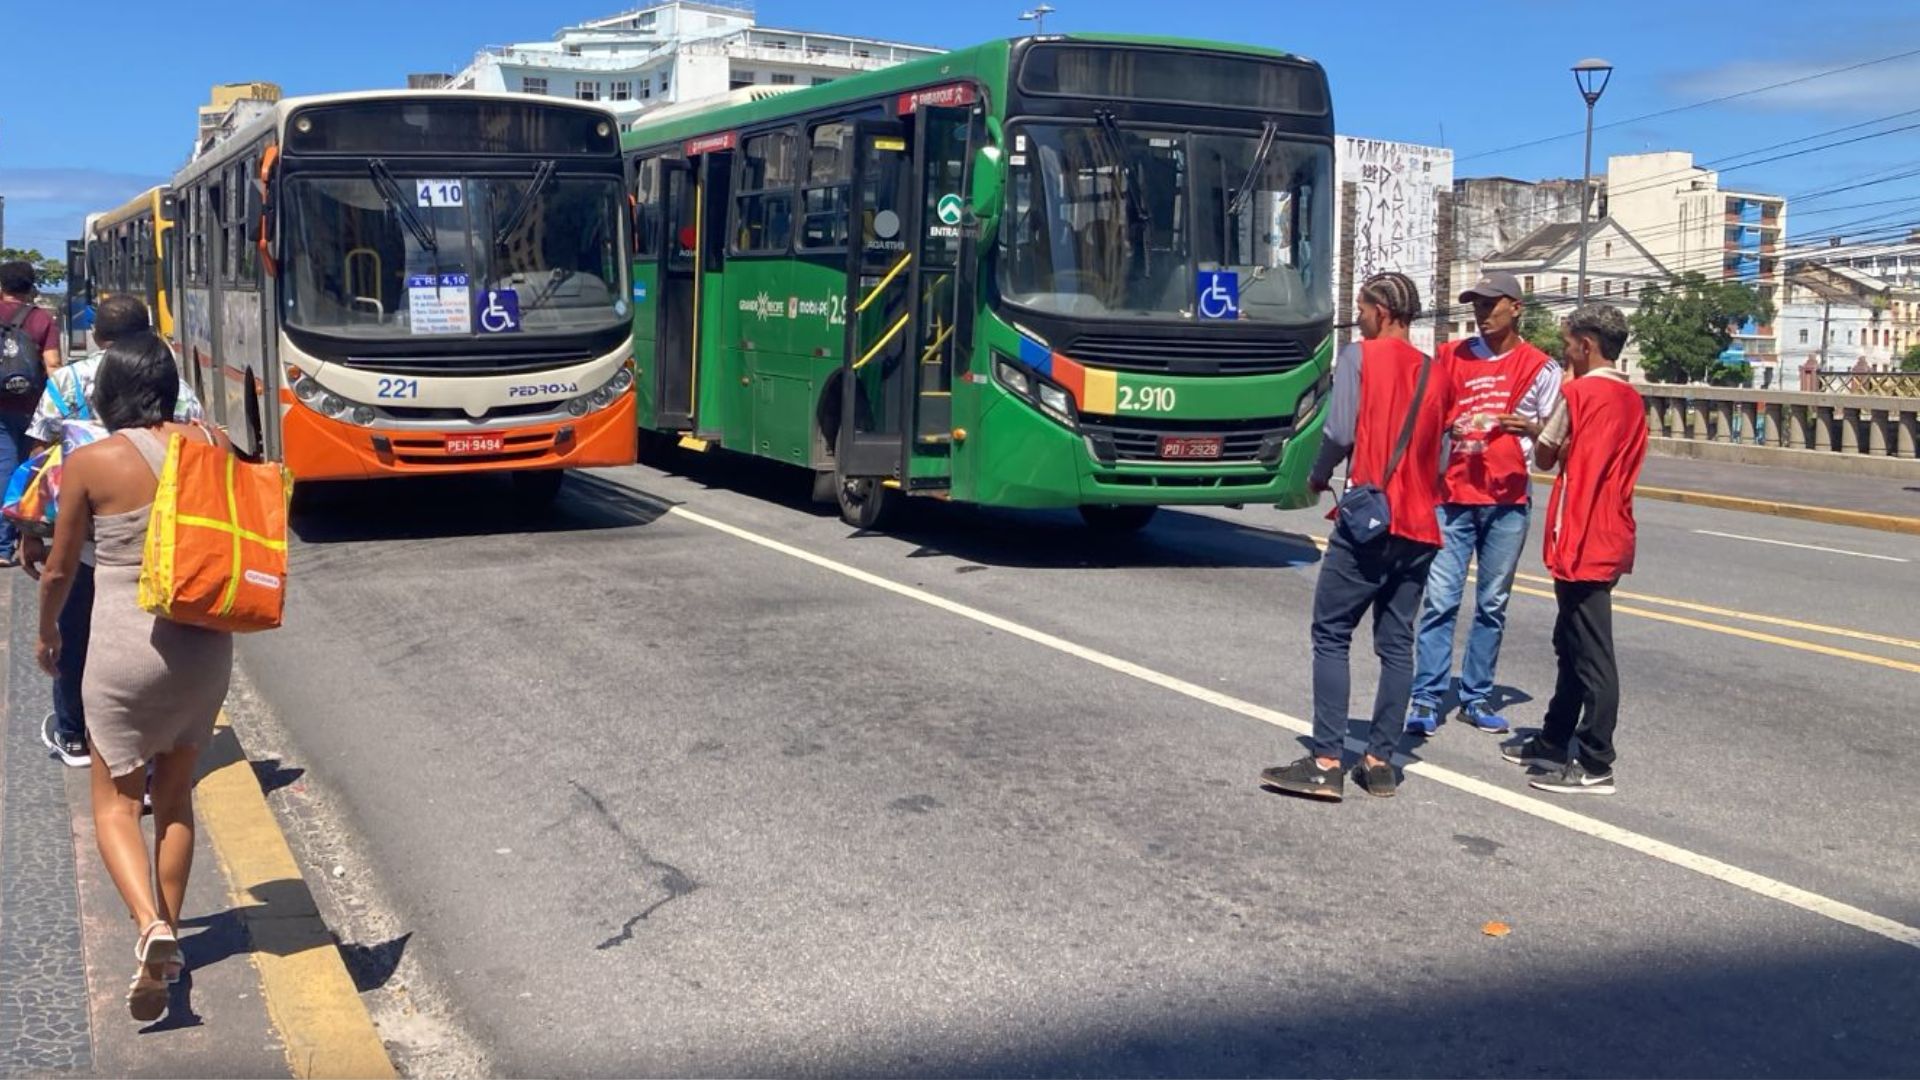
[1604,151,1786,366]
[1330,137,1454,353]
[440,1,942,124]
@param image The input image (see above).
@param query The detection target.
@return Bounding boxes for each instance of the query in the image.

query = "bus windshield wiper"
[1092,110,1149,225]
[367,159,437,253]
[493,160,557,252]
[1227,121,1279,220]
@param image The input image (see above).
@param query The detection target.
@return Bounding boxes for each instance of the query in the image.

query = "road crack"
[567,780,699,949]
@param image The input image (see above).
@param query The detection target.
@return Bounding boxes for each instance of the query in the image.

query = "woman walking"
[35,332,235,1021]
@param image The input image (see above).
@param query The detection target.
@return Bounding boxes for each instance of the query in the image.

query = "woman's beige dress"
[82,427,232,778]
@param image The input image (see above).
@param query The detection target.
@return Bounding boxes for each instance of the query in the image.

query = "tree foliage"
[1629,272,1774,386]
[0,248,67,288]
[1519,295,1563,358]
[1901,344,1920,374]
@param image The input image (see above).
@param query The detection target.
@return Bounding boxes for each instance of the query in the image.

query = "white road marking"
[1691,529,1909,563]
[670,504,1920,952]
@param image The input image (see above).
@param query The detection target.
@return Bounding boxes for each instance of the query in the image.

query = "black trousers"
[1540,579,1620,772]
[1308,529,1437,763]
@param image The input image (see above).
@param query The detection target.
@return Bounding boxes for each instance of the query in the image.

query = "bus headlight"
[994,352,1076,430]
[318,394,347,418]
[1037,383,1071,417]
[994,360,1031,398]
[350,406,376,426]
[565,365,634,416]
[293,376,322,403]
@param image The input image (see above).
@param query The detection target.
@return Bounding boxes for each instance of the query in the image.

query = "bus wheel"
[1078,504,1158,532]
[510,469,566,511]
[835,471,895,530]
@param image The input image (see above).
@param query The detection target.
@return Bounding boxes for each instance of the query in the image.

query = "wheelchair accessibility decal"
[479,288,522,334]
[1196,270,1240,321]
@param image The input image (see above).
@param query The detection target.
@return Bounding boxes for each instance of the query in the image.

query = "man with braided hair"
[1262,272,1454,802]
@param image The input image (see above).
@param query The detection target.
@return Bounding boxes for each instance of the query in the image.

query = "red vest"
[1440,339,1553,505]
[1544,375,1648,582]
[1349,338,1452,547]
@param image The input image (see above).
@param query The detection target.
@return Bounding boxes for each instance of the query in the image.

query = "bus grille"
[1078,415,1293,465]
[335,350,593,377]
[1063,335,1307,375]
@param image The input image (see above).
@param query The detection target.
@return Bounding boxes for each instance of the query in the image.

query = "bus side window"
[801,121,853,251]
[733,128,797,254]
[633,156,661,259]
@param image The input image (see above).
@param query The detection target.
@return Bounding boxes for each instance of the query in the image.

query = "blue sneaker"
[1458,703,1511,735]
[1404,702,1439,737]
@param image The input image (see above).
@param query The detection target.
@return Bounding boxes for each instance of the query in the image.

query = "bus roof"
[88,185,168,234]
[173,89,622,187]
[622,34,1304,153]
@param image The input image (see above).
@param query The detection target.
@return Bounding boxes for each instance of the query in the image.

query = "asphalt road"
[233,454,1920,1078]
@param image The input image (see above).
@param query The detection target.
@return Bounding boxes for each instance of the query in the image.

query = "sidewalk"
[0,574,389,1079]
[1533,454,1920,535]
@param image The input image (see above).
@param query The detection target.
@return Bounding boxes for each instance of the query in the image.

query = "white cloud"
[1668,55,1920,114]
[0,168,169,207]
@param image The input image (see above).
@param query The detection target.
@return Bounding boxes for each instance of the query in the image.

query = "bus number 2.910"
[1118,385,1176,413]
[377,377,419,400]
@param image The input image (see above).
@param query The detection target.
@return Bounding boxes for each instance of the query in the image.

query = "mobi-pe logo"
[244,569,283,591]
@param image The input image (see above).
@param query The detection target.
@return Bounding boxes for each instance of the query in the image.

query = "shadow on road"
[290,472,670,545]
[641,441,1323,571]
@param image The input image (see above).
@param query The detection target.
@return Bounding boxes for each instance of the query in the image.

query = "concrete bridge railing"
[1638,384,1920,478]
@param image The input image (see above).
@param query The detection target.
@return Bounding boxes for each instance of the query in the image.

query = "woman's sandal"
[127,920,177,1022]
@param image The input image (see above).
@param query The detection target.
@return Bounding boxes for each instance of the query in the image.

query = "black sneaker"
[1260,757,1345,802]
[40,712,89,768]
[1530,760,1616,796]
[1355,759,1397,798]
[1500,735,1569,769]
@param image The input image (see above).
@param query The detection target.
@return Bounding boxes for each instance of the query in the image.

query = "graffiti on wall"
[1335,137,1453,351]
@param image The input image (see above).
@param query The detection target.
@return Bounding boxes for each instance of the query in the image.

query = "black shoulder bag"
[1335,349,1433,546]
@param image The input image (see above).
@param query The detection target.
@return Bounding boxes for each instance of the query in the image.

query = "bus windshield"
[284,172,626,339]
[1000,124,1331,323]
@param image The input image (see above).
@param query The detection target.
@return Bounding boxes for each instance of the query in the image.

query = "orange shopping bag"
[138,427,292,633]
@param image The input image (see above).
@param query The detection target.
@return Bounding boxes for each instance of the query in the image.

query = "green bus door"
[653,157,698,432]
[839,108,973,486]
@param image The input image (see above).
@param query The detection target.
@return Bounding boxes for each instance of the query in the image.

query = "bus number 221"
[377,377,419,400]
[1119,385,1176,413]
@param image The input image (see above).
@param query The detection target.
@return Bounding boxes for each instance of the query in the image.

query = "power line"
[1452,48,1920,164]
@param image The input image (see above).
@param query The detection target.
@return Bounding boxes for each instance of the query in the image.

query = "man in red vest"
[1502,303,1645,795]
[1405,271,1561,738]
[1262,272,1454,802]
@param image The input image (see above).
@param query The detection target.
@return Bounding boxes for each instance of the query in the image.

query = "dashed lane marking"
[669,504,1920,952]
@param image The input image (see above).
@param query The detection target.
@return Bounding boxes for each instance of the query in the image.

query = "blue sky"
[4,0,1920,258]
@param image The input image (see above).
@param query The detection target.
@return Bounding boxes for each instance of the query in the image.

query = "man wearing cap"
[1404,271,1561,739]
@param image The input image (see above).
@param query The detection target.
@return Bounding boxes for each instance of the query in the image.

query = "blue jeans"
[1411,503,1531,712]
[52,562,94,743]
[0,410,28,560]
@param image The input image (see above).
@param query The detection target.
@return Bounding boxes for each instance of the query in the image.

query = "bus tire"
[510,469,566,511]
[835,470,895,530]
[1078,504,1158,532]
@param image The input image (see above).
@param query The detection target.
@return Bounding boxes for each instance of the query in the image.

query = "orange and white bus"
[164,90,636,505]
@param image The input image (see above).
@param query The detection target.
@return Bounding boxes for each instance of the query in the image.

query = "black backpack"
[0,304,45,399]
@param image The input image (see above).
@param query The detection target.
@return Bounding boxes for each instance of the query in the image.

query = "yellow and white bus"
[84,185,175,340]
[162,90,636,504]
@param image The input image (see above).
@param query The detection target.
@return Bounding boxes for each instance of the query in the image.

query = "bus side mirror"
[970,144,1004,231]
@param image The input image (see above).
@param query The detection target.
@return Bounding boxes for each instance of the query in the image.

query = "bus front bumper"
[968,393,1326,511]
[281,392,638,482]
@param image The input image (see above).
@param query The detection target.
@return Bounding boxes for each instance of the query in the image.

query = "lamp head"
[1573,58,1614,106]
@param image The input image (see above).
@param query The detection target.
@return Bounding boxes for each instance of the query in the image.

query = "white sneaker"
[40,712,90,768]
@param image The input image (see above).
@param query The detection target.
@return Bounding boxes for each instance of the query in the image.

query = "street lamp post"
[1020,3,1055,34]
[1573,57,1613,308]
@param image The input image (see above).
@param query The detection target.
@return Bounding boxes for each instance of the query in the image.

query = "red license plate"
[444,434,506,455]
[1159,435,1223,460]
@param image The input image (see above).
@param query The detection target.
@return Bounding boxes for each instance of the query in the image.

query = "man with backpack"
[0,260,62,568]
[20,294,201,768]
[1261,272,1455,801]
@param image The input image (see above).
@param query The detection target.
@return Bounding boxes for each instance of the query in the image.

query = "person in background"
[1405,271,1561,738]
[0,260,62,567]
[1261,272,1454,801]
[1502,303,1646,796]
[21,295,202,769]
[35,332,236,1021]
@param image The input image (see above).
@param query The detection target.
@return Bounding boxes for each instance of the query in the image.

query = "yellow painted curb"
[1531,473,1920,536]
[196,715,397,1079]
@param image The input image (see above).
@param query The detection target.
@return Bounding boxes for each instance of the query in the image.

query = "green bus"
[624,35,1335,529]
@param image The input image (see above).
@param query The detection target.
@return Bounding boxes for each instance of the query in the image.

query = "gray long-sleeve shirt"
[1308,342,1363,490]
